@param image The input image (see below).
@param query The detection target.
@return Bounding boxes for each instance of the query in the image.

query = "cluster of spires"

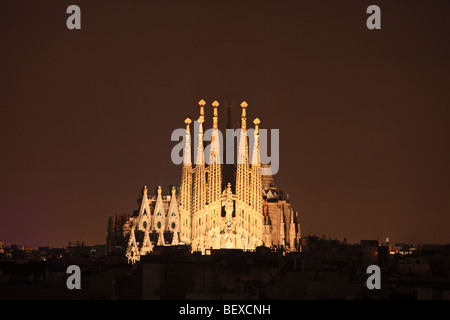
[124,98,302,263]
[126,98,272,262]
[180,99,263,216]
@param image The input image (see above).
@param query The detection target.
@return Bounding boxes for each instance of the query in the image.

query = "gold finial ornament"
[198,99,205,122]
[212,100,219,129]
[157,186,162,194]
[240,101,247,118]
[185,117,192,132]
[240,101,247,130]
[253,118,260,134]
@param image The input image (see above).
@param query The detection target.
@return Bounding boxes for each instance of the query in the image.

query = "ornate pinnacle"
[157,186,162,194]
[240,101,247,130]
[198,99,205,122]
[212,100,219,128]
[253,118,260,134]
[185,117,192,132]
[172,186,176,195]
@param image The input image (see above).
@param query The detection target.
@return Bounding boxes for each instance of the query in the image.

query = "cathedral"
[122,100,301,264]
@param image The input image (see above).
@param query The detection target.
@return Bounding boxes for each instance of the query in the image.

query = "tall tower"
[180,117,193,244]
[235,101,250,205]
[193,99,207,213]
[250,118,263,242]
[208,100,222,205]
[250,118,263,213]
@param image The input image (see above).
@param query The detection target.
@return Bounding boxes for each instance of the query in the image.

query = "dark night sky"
[0,1,449,248]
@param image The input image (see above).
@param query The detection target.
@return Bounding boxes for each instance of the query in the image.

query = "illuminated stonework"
[125,99,301,263]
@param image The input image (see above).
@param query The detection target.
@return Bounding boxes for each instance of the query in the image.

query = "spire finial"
[185,117,192,132]
[157,186,162,194]
[171,186,176,195]
[212,100,219,129]
[198,99,205,123]
[240,101,247,130]
[253,118,260,134]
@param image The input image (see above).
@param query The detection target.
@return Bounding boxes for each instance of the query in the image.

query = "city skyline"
[1,1,450,248]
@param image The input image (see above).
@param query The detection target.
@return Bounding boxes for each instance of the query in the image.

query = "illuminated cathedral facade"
[124,100,301,264]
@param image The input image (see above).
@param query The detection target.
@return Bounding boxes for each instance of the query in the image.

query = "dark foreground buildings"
[1,237,449,300]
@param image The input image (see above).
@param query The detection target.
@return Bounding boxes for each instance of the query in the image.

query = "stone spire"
[250,118,263,213]
[153,186,166,232]
[251,118,261,166]
[196,100,206,166]
[180,119,192,206]
[183,118,192,165]
[193,99,207,213]
[180,118,193,243]
[137,186,151,231]
[236,101,250,204]
[289,209,297,250]
[208,100,222,205]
